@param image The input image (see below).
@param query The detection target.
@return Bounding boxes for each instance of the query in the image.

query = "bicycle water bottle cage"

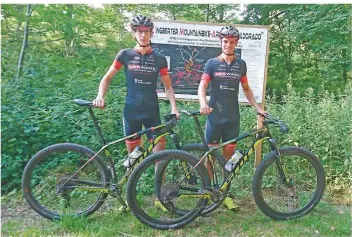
[164,114,177,122]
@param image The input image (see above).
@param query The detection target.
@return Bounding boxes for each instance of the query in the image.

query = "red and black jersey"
[112,48,168,117]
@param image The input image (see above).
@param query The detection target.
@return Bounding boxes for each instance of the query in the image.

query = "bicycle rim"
[253,147,325,219]
[127,150,209,229]
[22,144,109,220]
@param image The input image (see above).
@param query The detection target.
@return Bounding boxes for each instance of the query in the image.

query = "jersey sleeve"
[158,55,168,76]
[201,60,213,83]
[240,60,248,84]
[112,50,125,70]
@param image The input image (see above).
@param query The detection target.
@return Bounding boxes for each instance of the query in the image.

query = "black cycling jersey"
[113,48,168,118]
[203,56,247,124]
[202,56,247,144]
[112,48,168,138]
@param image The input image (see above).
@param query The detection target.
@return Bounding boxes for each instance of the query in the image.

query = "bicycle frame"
[61,124,176,209]
[178,117,288,200]
[60,100,181,209]
[214,126,273,192]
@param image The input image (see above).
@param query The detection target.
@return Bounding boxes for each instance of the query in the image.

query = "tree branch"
[28,8,34,17]
[269,10,287,21]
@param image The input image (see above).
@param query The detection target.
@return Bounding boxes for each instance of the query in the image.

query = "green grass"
[2,193,351,237]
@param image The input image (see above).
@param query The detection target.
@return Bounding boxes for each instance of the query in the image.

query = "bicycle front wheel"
[252,146,325,220]
[126,149,211,230]
[22,143,109,220]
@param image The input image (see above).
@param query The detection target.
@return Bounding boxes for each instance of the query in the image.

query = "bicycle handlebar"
[73,99,107,108]
[180,110,289,133]
[258,112,289,133]
[180,110,201,116]
[73,101,288,135]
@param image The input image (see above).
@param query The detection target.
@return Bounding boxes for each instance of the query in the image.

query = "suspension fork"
[268,138,289,185]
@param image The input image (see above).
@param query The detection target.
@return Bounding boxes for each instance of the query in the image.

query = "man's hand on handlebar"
[199,103,213,115]
[93,97,105,109]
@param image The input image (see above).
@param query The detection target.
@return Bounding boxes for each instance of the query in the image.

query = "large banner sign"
[153,20,270,104]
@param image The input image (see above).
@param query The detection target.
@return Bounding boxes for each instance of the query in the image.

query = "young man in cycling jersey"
[198,26,266,211]
[93,15,179,160]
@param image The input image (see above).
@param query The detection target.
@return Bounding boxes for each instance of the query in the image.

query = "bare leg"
[222,143,239,211]
[125,139,142,154]
[222,143,237,161]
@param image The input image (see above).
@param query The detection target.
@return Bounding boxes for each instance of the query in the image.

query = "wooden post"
[255,113,264,167]
[254,28,271,168]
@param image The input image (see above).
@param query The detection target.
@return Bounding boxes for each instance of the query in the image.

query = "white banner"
[154,21,270,104]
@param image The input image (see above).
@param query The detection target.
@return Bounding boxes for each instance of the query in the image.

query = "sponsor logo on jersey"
[141,66,156,71]
[146,57,155,62]
[219,85,235,91]
[215,72,226,76]
[134,78,152,85]
[128,64,141,70]
[215,72,241,78]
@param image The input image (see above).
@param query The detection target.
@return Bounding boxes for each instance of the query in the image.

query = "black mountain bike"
[21,100,224,222]
[126,112,325,230]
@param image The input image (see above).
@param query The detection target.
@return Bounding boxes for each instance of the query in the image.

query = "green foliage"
[1,4,351,196]
[2,196,351,236]
[242,4,351,96]
[266,80,352,194]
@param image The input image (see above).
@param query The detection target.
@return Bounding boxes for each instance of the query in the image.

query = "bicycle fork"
[269,138,291,186]
[268,139,298,209]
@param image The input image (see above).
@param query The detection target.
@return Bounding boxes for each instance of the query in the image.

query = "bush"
[265,81,351,194]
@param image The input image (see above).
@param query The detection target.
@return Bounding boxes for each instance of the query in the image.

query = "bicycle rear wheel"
[252,146,325,220]
[22,143,109,220]
[126,150,211,230]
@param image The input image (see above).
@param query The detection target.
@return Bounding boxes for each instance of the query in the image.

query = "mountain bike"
[126,112,325,230]
[21,99,224,222]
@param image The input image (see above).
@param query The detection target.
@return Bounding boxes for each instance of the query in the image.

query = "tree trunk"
[206,4,210,22]
[64,4,75,57]
[172,9,177,20]
[16,4,31,81]
[219,6,224,23]
[341,49,348,82]
[286,18,293,74]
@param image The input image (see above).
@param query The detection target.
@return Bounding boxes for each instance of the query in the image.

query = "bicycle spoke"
[23,144,109,219]
[128,151,209,227]
[255,148,323,217]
